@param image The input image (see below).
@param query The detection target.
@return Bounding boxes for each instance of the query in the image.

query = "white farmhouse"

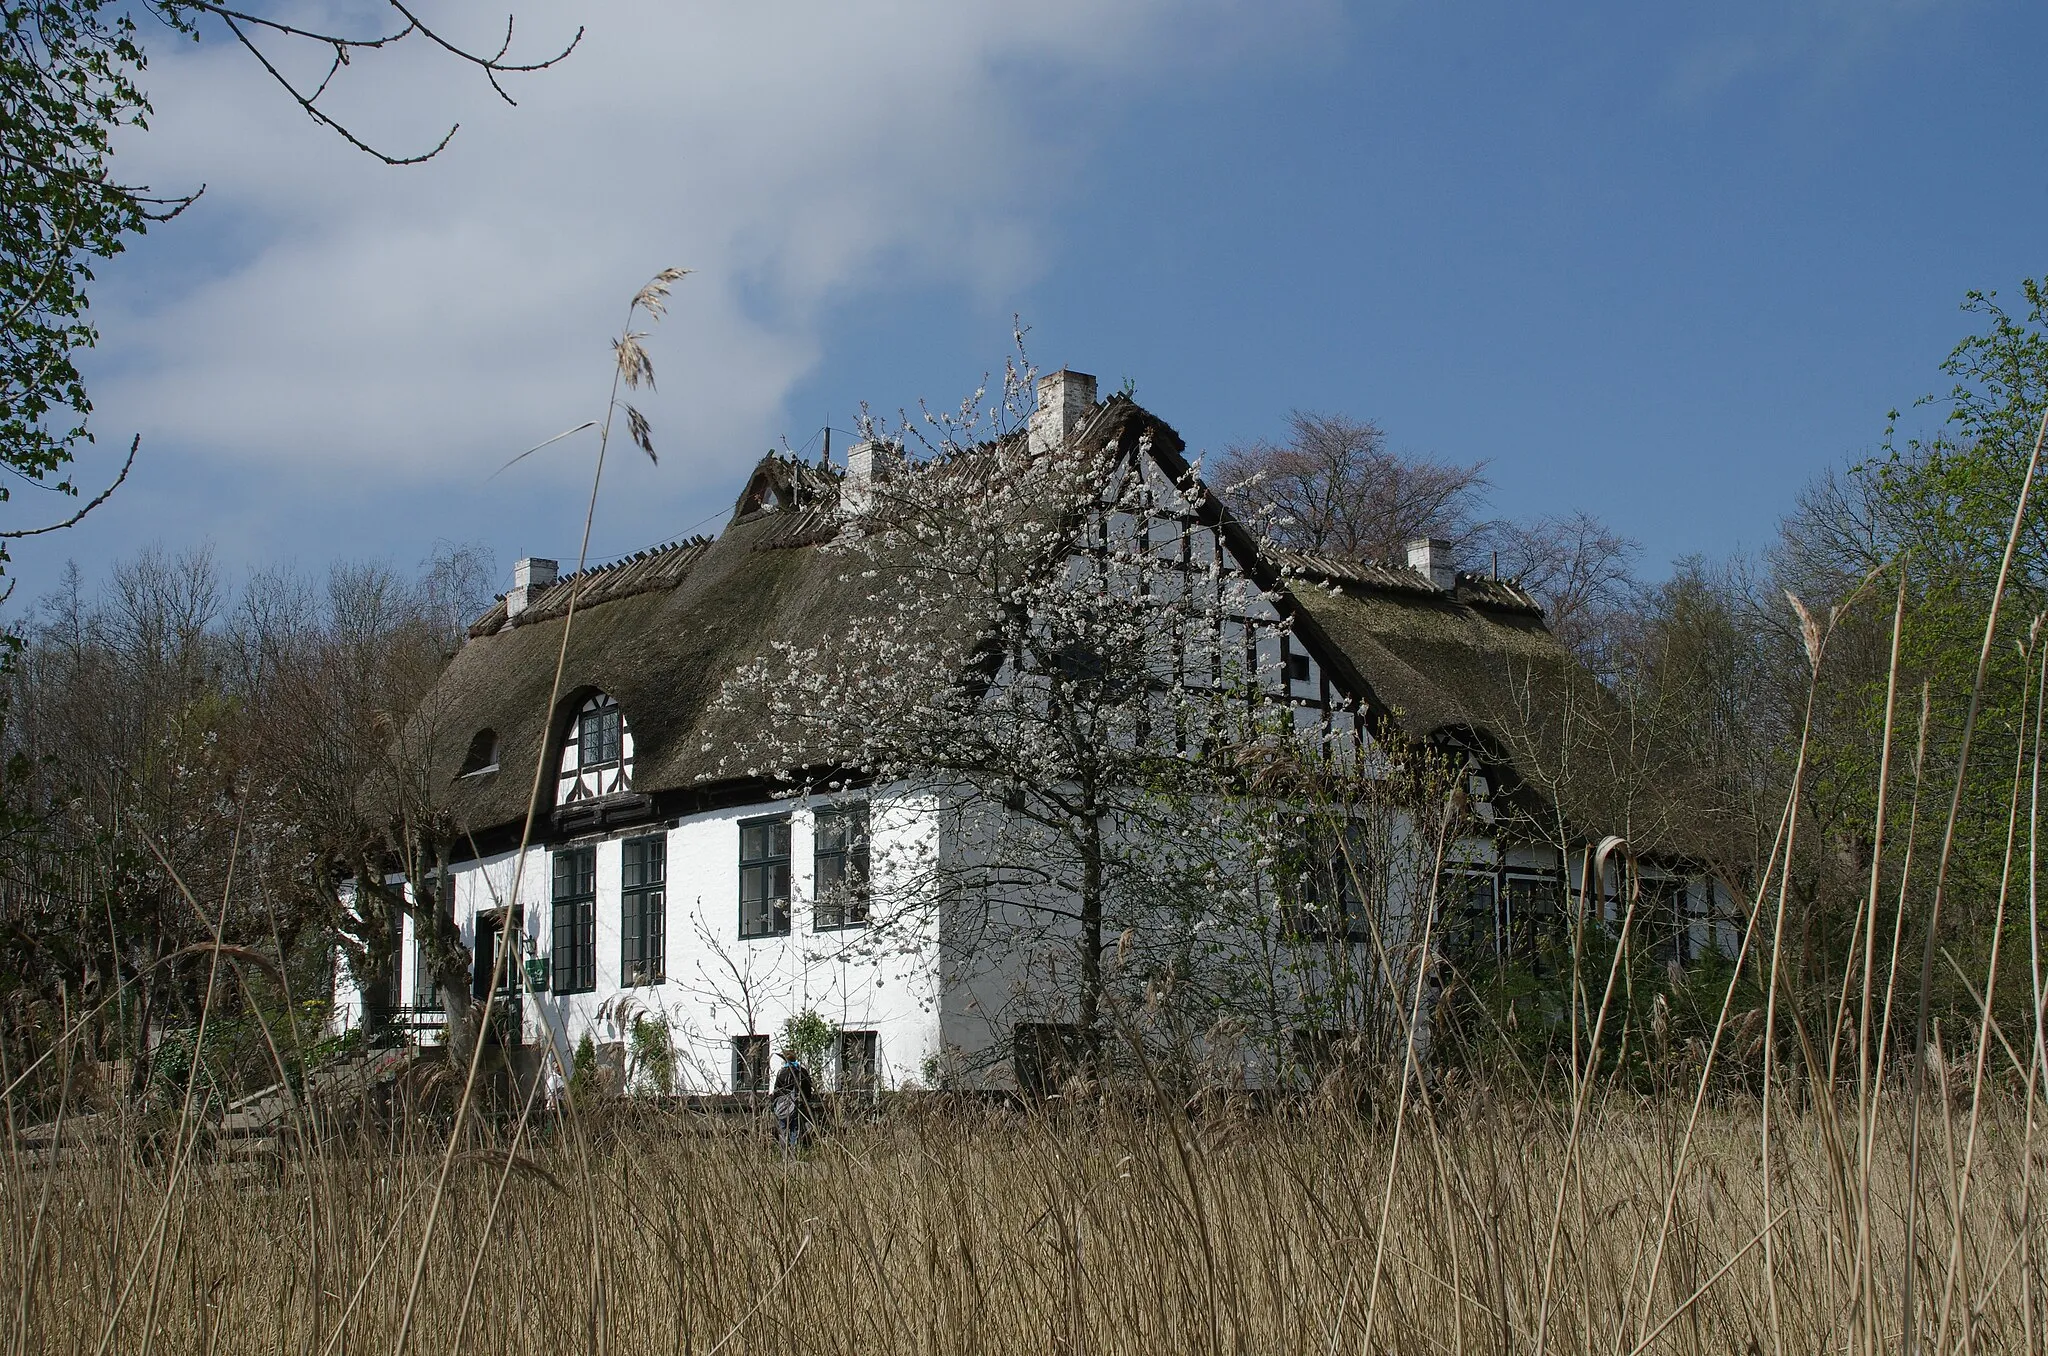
[337,372,1730,1093]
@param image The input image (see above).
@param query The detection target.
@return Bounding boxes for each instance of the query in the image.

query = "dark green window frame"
[837,1029,879,1093]
[622,835,665,986]
[732,1034,770,1092]
[1278,821,1370,943]
[579,703,621,768]
[739,816,791,938]
[551,846,597,994]
[813,803,870,930]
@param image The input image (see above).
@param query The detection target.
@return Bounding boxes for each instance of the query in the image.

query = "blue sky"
[11,0,2046,610]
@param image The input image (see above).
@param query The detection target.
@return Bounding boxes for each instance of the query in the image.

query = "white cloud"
[87,0,1331,519]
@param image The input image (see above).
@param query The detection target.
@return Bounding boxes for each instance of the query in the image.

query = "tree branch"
[0,433,136,539]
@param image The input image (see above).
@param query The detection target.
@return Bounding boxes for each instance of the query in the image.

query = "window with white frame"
[558,692,633,804]
[411,917,440,1008]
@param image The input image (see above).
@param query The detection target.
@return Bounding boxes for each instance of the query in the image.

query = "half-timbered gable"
[557,691,633,804]
[349,368,1722,1089]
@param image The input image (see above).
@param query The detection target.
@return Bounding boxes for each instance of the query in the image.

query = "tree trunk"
[1078,807,1104,1075]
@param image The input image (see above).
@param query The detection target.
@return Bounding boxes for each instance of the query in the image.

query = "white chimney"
[506,557,557,619]
[1028,369,1098,457]
[1406,538,1456,592]
[841,439,900,514]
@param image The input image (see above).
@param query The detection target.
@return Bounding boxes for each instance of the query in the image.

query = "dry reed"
[7,317,2046,1356]
[1,1094,2036,1355]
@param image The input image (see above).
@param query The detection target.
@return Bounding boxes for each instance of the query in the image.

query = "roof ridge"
[555,532,712,587]
[1271,547,1544,616]
[468,533,716,637]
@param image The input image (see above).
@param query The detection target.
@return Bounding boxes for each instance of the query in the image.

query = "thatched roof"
[1279,556,1567,743]
[1272,555,1700,855]
[414,407,1145,848]
[412,396,1683,856]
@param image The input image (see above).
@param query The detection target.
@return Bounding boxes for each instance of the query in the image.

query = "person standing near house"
[771,1046,815,1147]
[544,1060,567,1118]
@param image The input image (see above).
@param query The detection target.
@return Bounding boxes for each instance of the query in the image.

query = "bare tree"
[1491,511,1642,669]
[1215,411,1491,562]
[1217,410,1644,667]
[0,543,488,1072]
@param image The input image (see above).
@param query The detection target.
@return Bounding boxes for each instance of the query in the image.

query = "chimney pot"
[1028,369,1099,456]
[507,557,558,619]
[1405,538,1456,592]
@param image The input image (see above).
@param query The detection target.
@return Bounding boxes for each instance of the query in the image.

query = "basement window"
[732,1035,770,1093]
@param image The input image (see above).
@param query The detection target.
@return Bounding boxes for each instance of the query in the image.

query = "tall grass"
[0,1094,2036,1355]
[5,359,2047,1356]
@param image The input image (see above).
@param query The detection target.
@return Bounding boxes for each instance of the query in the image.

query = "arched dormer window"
[736,470,790,516]
[558,692,634,805]
[458,728,499,777]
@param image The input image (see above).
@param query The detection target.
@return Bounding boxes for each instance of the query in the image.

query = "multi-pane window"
[411,917,440,1008]
[813,804,870,930]
[579,702,622,768]
[837,1030,879,1094]
[1502,871,1561,959]
[732,1035,770,1092]
[551,847,596,993]
[1438,869,1499,962]
[1642,877,1693,966]
[739,816,791,938]
[1278,823,1370,942]
[622,835,666,986]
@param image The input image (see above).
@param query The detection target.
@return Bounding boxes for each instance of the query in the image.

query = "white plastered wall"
[394,787,944,1092]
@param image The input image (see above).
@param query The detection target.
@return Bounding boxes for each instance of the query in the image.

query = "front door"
[471,912,521,1047]
[473,913,498,1002]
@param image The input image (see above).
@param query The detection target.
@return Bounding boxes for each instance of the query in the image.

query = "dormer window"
[558,692,633,804]
[459,729,499,777]
[579,702,621,768]
[732,455,817,521]
[738,475,790,515]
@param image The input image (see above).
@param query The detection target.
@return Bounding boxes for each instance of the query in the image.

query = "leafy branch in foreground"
[0,0,577,567]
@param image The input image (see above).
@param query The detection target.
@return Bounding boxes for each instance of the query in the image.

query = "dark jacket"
[772,1060,814,1116]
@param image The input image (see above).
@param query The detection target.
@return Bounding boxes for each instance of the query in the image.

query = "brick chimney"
[506,557,557,619]
[1028,369,1098,457]
[1406,538,1455,592]
[841,439,901,514]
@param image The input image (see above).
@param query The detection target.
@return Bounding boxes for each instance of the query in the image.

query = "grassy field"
[3,1088,2034,1356]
